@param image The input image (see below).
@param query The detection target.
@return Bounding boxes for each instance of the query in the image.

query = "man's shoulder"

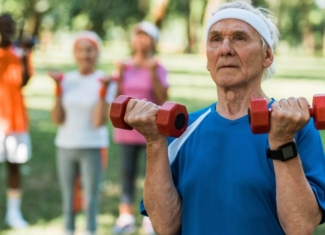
[167,103,214,152]
[187,103,214,126]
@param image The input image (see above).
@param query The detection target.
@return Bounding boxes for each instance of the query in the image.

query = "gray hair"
[216,0,280,80]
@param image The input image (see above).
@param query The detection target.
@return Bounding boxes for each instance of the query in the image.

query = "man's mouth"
[219,65,237,69]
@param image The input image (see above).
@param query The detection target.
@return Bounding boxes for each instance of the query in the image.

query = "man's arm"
[125,99,182,235]
[272,156,322,235]
[269,97,322,235]
[144,139,182,235]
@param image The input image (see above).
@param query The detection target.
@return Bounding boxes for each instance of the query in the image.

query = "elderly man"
[121,1,325,234]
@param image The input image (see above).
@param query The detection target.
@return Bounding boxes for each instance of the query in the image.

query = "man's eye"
[235,36,244,40]
[213,37,220,42]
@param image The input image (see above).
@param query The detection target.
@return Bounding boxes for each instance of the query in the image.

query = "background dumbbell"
[248,95,325,134]
[109,95,188,138]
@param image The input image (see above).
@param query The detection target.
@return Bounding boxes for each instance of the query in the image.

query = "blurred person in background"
[112,21,169,235]
[0,13,34,229]
[49,31,116,235]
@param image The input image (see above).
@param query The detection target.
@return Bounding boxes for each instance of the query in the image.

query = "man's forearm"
[144,139,182,235]
[274,157,322,235]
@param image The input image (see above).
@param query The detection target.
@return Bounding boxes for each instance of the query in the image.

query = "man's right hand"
[124,99,167,144]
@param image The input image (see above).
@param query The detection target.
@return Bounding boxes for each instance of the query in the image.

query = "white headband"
[206,8,273,51]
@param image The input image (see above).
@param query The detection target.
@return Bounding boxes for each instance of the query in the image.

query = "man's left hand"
[268,97,310,147]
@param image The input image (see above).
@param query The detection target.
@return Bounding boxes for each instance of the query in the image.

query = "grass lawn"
[0,45,325,234]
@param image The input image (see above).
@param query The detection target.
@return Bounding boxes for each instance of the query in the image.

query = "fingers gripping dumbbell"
[248,95,325,134]
[109,95,189,138]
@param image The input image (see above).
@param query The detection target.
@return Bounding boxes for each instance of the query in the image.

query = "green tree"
[68,0,149,38]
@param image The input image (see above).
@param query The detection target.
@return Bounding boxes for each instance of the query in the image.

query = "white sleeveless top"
[55,70,117,148]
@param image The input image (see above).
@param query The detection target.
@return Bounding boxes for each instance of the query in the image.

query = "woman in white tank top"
[49,31,116,235]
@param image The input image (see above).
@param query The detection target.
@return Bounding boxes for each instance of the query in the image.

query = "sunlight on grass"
[1,214,117,235]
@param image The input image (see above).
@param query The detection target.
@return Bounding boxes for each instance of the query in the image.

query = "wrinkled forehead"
[206,8,273,50]
[209,19,260,37]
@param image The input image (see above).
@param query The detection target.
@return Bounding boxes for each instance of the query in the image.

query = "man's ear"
[206,63,210,72]
[262,46,274,68]
[206,57,211,72]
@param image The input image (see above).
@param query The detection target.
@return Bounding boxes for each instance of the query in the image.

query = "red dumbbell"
[109,95,188,138]
[248,95,325,134]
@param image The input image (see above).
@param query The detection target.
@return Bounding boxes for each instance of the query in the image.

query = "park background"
[1,0,325,234]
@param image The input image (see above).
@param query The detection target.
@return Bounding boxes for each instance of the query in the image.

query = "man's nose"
[220,39,235,57]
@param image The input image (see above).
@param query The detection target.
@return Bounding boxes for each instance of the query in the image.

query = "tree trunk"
[200,0,225,54]
[31,12,42,38]
[185,0,195,53]
[301,0,314,54]
[302,27,314,54]
[323,30,325,57]
[150,0,170,28]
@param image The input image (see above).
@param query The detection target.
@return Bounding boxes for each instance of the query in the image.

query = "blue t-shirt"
[141,102,325,235]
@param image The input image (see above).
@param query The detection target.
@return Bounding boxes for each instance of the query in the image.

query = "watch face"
[282,145,295,160]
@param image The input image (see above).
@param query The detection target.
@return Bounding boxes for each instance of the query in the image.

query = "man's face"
[206,19,273,89]
[0,15,16,43]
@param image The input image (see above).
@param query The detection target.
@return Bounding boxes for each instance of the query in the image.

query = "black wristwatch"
[267,142,298,162]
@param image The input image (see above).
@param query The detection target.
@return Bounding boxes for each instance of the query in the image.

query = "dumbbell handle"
[249,96,325,134]
[263,107,315,116]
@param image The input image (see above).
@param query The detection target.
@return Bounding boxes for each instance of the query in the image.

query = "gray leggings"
[120,144,146,205]
[56,148,102,233]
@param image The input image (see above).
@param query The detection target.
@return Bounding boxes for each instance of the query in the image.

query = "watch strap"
[267,142,298,162]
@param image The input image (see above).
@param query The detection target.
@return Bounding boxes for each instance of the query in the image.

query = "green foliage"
[1,0,325,53]
[67,0,148,38]
[0,0,149,38]
[277,0,325,50]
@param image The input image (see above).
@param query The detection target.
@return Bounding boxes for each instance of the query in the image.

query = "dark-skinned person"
[0,13,34,229]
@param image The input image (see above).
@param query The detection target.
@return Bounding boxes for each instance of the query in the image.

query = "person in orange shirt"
[0,13,33,229]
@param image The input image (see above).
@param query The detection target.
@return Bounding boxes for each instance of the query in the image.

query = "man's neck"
[216,84,270,120]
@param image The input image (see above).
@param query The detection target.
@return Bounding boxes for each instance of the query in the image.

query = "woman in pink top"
[112,21,169,234]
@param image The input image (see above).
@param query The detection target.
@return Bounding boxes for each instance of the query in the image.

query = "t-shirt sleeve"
[140,199,148,216]
[296,119,325,223]
[156,64,169,88]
